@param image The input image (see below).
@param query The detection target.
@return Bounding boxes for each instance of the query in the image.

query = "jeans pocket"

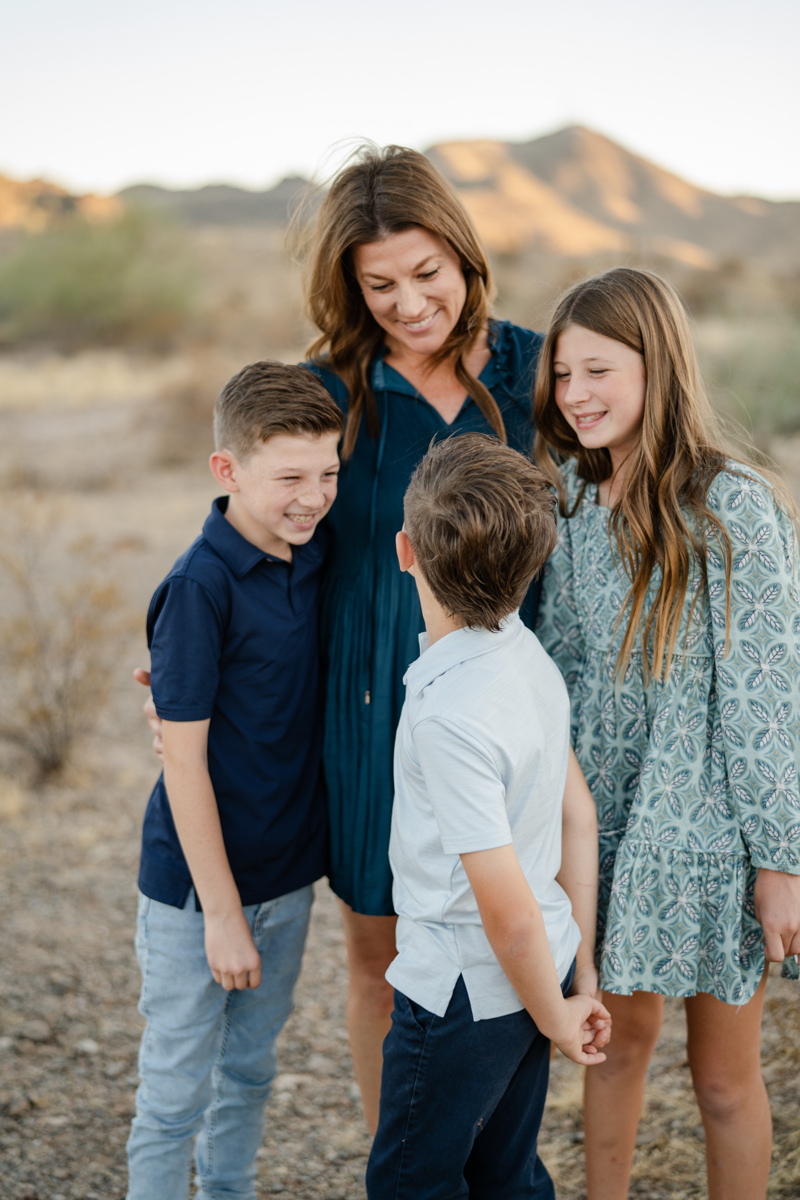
[404,994,435,1033]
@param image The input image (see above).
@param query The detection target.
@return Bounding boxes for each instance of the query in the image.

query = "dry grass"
[0,496,133,778]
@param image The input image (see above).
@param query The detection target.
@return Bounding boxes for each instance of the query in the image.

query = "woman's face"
[553,324,646,468]
[351,227,467,360]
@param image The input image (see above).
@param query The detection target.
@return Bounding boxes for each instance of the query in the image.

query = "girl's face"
[351,227,467,360]
[553,325,646,468]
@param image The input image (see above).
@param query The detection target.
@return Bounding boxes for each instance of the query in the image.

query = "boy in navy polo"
[126,362,343,1200]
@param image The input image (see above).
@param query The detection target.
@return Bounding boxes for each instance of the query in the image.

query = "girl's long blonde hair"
[534,266,790,682]
[295,144,502,459]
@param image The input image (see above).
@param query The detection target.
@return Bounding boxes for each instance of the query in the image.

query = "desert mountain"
[118,176,310,226]
[427,127,800,266]
[0,174,120,231]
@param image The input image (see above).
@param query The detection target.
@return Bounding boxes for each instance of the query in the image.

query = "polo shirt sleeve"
[411,716,513,855]
[147,576,224,721]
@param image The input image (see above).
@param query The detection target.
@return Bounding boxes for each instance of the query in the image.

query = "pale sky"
[2,0,798,199]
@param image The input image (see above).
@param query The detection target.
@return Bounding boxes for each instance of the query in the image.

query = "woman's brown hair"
[295,144,502,459]
[533,266,793,682]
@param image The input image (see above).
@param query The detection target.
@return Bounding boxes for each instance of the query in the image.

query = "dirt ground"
[0,361,799,1199]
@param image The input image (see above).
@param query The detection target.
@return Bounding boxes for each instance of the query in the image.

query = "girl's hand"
[754,868,800,962]
[133,668,165,762]
[552,994,611,1066]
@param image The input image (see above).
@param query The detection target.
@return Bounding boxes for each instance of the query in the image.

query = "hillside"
[0,174,120,231]
[428,126,800,265]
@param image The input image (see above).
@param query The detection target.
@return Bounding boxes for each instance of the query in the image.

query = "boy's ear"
[396,529,416,575]
[209,450,240,492]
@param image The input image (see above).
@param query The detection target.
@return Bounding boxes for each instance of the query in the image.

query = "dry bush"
[0,498,132,778]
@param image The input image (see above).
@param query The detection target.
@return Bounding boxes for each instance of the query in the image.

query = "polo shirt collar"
[202,497,278,579]
[404,610,523,696]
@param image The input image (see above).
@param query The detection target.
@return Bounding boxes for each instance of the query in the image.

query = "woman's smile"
[399,310,440,333]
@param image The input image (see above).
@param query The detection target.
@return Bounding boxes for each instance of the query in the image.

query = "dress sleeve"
[536,492,586,705]
[706,470,800,876]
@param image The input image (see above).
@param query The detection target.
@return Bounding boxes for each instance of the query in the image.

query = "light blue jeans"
[126,884,313,1200]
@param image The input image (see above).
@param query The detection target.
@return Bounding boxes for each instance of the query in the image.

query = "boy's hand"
[551,994,611,1066]
[570,961,599,1000]
[204,909,263,991]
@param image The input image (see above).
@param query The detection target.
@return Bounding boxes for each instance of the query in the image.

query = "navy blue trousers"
[367,965,575,1200]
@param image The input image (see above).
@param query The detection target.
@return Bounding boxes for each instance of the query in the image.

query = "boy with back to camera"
[126,362,343,1200]
[366,433,611,1200]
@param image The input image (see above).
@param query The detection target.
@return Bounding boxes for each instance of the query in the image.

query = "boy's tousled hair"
[404,433,557,633]
[294,143,501,459]
[214,361,344,460]
[533,266,794,682]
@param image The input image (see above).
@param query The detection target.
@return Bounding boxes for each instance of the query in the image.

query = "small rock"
[104,1060,127,1078]
[307,1053,337,1076]
[0,1036,13,1051]
[693,1124,706,1142]
[15,1020,52,1043]
[273,1072,308,1092]
[75,1038,100,1054]
[8,1095,32,1117]
[568,1129,585,1143]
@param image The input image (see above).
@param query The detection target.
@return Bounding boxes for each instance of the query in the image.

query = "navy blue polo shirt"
[138,497,328,909]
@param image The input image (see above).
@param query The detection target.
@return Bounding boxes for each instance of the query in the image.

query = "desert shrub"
[697,317,800,450]
[0,500,131,778]
[0,208,196,349]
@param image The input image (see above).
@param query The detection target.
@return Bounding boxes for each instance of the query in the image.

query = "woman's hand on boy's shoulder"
[552,994,611,1066]
[133,668,165,762]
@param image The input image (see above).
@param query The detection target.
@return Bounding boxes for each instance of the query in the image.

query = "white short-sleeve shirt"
[386,611,581,1021]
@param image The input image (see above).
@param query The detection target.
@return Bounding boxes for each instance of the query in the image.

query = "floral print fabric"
[536,461,800,1004]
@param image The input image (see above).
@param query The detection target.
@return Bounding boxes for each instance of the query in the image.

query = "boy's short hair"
[214,361,344,460]
[403,433,557,632]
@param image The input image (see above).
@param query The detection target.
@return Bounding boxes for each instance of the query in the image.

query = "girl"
[534,267,800,1200]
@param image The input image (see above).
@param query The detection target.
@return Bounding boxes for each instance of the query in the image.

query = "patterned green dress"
[536,460,800,1004]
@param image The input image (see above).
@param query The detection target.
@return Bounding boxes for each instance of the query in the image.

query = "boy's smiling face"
[209,431,340,560]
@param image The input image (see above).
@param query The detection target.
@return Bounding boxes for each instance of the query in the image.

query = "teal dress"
[536,460,800,1004]
[306,320,543,915]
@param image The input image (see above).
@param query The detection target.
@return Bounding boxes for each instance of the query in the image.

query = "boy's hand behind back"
[462,844,611,1065]
[205,909,263,991]
[551,993,611,1065]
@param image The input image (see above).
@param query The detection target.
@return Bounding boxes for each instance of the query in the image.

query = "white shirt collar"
[403,611,523,697]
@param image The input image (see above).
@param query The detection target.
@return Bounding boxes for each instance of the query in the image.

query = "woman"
[302,145,550,1130]
[141,145,547,1132]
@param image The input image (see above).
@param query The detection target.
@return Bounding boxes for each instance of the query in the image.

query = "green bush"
[0,208,196,348]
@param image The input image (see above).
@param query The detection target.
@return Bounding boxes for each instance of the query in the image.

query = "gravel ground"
[1,763,798,1200]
